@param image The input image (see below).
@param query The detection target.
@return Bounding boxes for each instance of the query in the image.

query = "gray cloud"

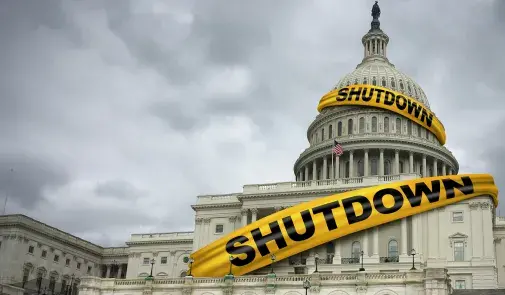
[1,0,504,246]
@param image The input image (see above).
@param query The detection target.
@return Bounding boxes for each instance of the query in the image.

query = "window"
[372,77,377,85]
[347,119,353,135]
[395,118,401,134]
[329,125,333,139]
[215,224,224,233]
[371,116,377,132]
[384,117,389,133]
[382,78,386,87]
[391,78,396,88]
[454,241,464,261]
[87,266,92,274]
[143,258,150,265]
[351,241,361,258]
[407,121,412,135]
[363,77,368,84]
[407,83,412,93]
[359,117,365,133]
[399,80,404,90]
[384,160,391,175]
[41,250,47,258]
[77,262,81,269]
[66,259,70,266]
[28,245,34,254]
[345,161,350,178]
[49,276,56,293]
[388,240,399,257]
[321,129,325,141]
[357,160,364,177]
[61,279,67,293]
[399,161,404,173]
[53,255,59,263]
[337,122,342,136]
[453,212,464,222]
[371,159,378,176]
[22,267,30,285]
[455,280,466,289]
[161,257,168,264]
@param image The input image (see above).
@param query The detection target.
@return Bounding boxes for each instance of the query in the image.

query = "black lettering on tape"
[336,88,349,101]
[384,91,395,106]
[375,89,384,103]
[373,188,404,214]
[251,221,288,256]
[400,180,441,207]
[312,200,341,231]
[396,95,407,110]
[442,176,474,199]
[348,87,362,101]
[362,87,374,102]
[342,195,372,225]
[226,236,256,266]
[282,210,315,242]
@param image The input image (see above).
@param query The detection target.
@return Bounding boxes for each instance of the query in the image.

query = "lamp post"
[228,255,234,276]
[270,254,276,274]
[410,249,416,270]
[188,258,194,276]
[359,250,365,271]
[303,278,311,295]
[314,253,319,273]
[148,258,155,278]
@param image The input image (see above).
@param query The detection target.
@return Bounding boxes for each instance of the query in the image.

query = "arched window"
[321,128,325,141]
[363,77,368,84]
[399,161,404,173]
[326,242,335,260]
[345,161,350,178]
[359,117,365,133]
[371,159,378,176]
[382,78,386,87]
[348,119,353,135]
[407,121,412,135]
[358,160,364,177]
[337,122,342,136]
[388,240,399,257]
[395,118,401,134]
[372,77,377,85]
[399,80,404,90]
[391,78,396,88]
[407,83,412,93]
[384,160,391,175]
[372,116,377,132]
[384,117,389,133]
[180,271,187,277]
[329,125,333,139]
[352,241,361,258]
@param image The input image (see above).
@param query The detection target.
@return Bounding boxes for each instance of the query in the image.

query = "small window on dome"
[363,77,368,84]
[346,81,350,86]
[372,77,377,85]
[391,78,396,88]
[399,80,404,90]
[354,79,358,84]
[414,87,418,95]
[407,83,412,93]
[382,78,386,87]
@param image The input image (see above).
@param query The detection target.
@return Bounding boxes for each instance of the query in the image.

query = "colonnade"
[296,148,455,181]
[101,263,127,279]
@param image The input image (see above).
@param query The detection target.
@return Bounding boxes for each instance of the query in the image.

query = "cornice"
[238,187,365,200]
[294,135,459,172]
[191,203,242,211]
[125,239,193,246]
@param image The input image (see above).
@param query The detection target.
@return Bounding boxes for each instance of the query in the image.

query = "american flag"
[332,140,343,156]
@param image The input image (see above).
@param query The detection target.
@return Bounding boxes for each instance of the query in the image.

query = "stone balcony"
[242,172,420,194]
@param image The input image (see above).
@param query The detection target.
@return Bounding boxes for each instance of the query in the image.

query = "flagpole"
[331,141,334,179]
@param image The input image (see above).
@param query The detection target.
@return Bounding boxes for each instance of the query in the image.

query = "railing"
[380,256,399,263]
[341,257,360,264]
[288,258,307,266]
[243,173,419,194]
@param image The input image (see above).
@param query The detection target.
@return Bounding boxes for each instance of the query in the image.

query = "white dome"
[333,61,430,108]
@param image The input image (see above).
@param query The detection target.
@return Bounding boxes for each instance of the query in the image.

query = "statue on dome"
[372,1,381,20]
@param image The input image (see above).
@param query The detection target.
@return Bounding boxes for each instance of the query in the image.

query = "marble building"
[1,3,505,295]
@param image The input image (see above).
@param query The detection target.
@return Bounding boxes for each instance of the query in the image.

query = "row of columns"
[102,263,126,279]
[298,149,454,181]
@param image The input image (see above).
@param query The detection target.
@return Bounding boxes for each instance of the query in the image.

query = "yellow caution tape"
[190,174,498,277]
[317,84,447,145]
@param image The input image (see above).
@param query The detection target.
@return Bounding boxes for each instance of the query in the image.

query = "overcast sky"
[1,0,504,247]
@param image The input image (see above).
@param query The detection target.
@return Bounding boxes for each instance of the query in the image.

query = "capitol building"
[1,3,505,295]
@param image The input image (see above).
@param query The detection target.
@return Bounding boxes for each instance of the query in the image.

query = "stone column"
[298,171,303,181]
[229,216,238,231]
[409,152,414,173]
[203,218,211,245]
[362,230,369,257]
[394,149,400,174]
[364,149,369,176]
[333,239,341,264]
[194,218,203,251]
[379,149,384,176]
[401,217,408,256]
[372,226,379,258]
[241,209,248,227]
[448,168,453,175]
[106,265,111,278]
[411,216,419,258]
[481,202,494,259]
[335,156,340,179]
[433,159,438,177]
[251,208,258,223]
[117,264,122,278]
[323,156,328,179]
[422,155,427,177]
[349,151,354,177]
[312,160,317,181]
[305,166,309,181]
[442,164,446,176]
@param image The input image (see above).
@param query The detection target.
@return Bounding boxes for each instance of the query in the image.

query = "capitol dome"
[293,6,458,182]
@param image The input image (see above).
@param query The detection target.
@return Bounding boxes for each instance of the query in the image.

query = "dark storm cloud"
[0,154,69,210]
